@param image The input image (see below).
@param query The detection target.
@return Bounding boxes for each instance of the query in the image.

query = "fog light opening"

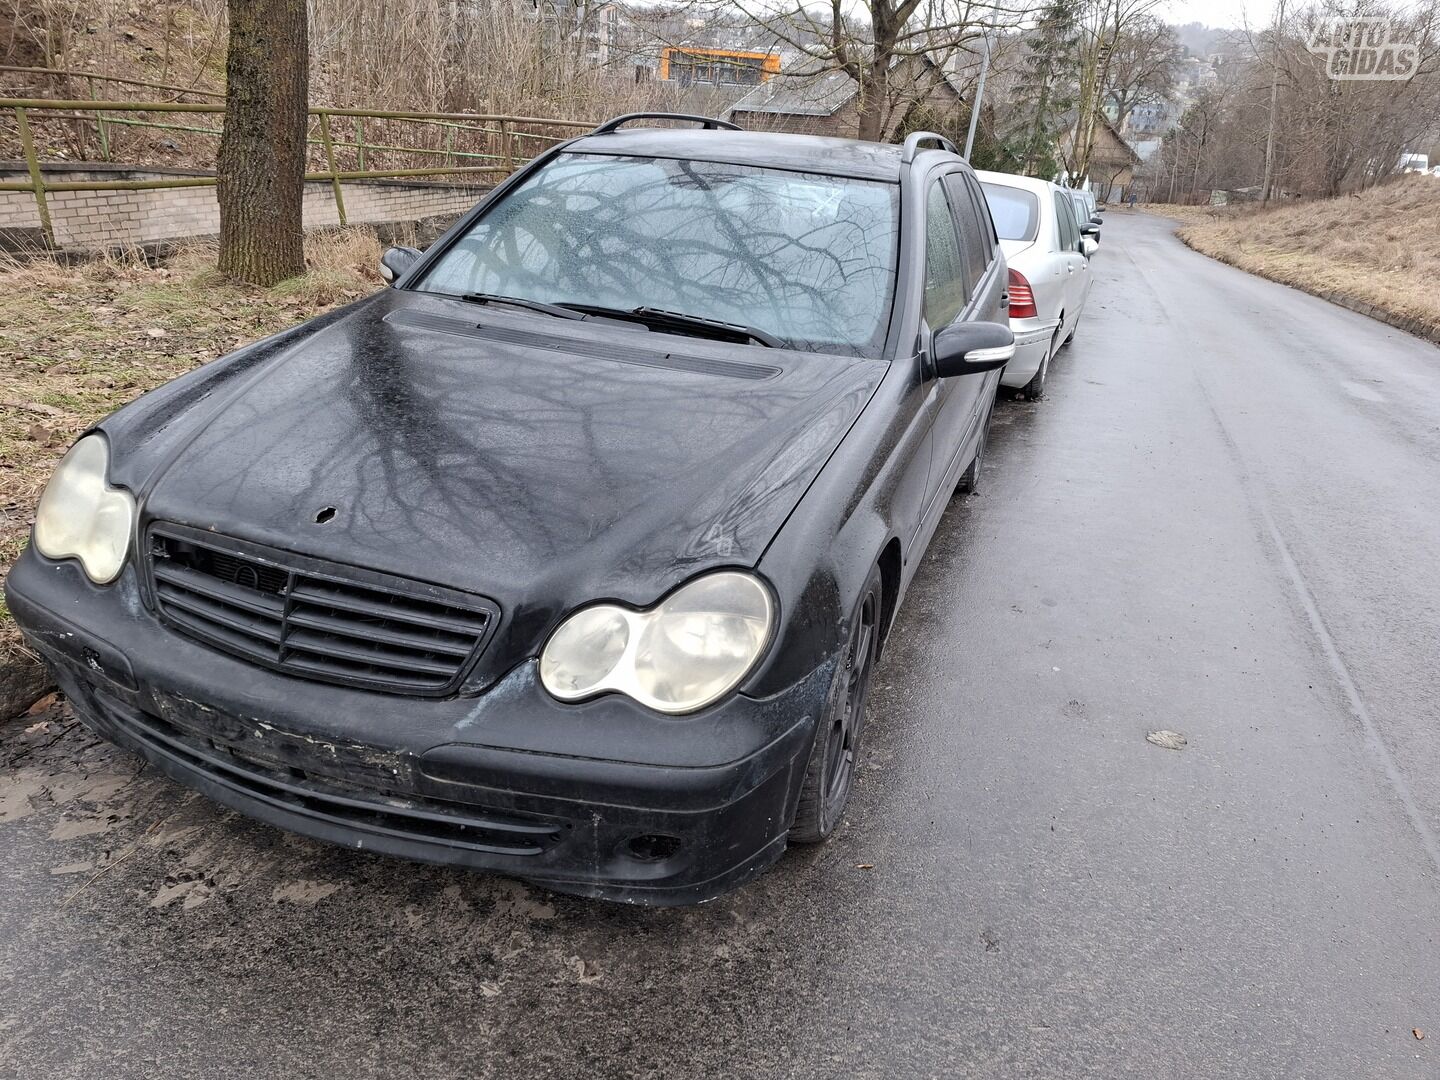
[624,833,682,863]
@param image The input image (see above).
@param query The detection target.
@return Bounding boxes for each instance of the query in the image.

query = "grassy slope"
[1173,176,1440,340]
[0,231,383,662]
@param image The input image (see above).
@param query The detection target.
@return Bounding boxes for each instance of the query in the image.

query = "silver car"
[977,171,1097,400]
[1070,188,1101,241]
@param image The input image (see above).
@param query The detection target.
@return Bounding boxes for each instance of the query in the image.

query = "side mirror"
[1090,215,1103,225]
[1080,221,1100,237]
[1080,237,1098,258]
[379,246,422,284]
[933,321,1014,378]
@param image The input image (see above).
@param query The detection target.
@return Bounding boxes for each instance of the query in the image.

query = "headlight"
[540,571,774,714]
[33,434,135,584]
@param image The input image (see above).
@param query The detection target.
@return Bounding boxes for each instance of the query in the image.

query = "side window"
[943,174,988,293]
[1054,192,1079,253]
[924,182,967,328]
[964,174,999,252]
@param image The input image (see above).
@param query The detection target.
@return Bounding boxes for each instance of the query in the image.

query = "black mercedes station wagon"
[7,114,1013,905]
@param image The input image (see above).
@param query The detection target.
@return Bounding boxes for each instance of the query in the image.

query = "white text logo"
[1307,17,1417,80]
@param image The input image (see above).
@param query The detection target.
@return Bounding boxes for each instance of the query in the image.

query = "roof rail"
[901,131,959,163]
[589,112,742,135]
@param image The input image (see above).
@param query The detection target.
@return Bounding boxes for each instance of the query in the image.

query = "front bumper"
[999,318,1061,389]
[5,550,829,906]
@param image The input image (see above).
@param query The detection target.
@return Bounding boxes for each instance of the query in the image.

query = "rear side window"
[1054,192,1079,252]
[924,182,967,328]
[980,182,1039,242]
[963,174,999,251]
[942,174,989,294]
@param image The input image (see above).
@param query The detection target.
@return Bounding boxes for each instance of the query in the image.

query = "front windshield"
[413,153,900,356]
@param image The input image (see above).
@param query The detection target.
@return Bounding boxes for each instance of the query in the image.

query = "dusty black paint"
[6,128,1008,904]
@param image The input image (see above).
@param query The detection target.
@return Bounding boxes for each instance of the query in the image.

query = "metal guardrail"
[0,62,226,102]
[0,94,593,247]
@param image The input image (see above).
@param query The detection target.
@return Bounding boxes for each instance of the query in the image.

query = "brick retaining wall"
[0,163,490,251]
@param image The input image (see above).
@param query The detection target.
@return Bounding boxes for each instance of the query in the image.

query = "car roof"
[563,128,909,182]
[974,169,1057,196]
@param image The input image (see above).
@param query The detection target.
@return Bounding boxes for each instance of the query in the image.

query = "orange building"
[660,47,781,87]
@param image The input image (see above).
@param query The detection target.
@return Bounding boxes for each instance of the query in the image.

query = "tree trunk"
[1260,0,1286,202]
[1025,78,1052,175]
[855,56,891,143]
[217,0,308,286]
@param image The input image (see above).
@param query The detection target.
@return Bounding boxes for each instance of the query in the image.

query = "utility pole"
[1167,127,1182,202]
[1261,0,1286,203]
[963,31,991,160]
[1191,110,1208,196]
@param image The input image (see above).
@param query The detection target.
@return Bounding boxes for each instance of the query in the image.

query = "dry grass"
[0,228,383,660]
[1138,203,1234,226]
[1175,177,1440,338]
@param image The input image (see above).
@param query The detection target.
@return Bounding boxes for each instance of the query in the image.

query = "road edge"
[1172,227,1440,348]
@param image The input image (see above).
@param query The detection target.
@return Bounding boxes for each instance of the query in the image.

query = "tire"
[1022,325,1064,402]
[790,563,883,844]
[1020,344,1050,401]
[957,398,994,494]
[1063,311,1080,346]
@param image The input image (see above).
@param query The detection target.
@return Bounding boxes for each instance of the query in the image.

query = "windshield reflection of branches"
[422,155,899,355]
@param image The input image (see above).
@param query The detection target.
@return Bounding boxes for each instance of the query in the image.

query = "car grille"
[146,524,497,696]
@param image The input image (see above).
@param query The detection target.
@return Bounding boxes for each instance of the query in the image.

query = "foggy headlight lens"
[539,572,774,714]
[33,434,135,584]
[539,606,630,699]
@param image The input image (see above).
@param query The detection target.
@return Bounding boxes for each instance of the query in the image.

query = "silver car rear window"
[979,183,1039,243]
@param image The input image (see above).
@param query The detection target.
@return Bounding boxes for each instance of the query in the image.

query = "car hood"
[111,290,882,664]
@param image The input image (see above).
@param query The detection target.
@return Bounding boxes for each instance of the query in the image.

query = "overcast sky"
[1161,0,1273,30]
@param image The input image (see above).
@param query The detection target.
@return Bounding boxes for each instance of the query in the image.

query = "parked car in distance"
[1069,188,1102,240]
[7,116,1015,906]
[978,170,1096,400]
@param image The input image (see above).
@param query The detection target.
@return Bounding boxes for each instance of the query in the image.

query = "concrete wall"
[0,164,489,251]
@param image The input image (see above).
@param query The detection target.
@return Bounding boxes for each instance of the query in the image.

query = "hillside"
[1175,177,1440,343]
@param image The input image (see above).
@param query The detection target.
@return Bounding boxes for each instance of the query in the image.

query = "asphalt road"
[3,210,1438,1079]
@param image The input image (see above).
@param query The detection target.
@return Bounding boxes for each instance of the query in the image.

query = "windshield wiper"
[457,293,782,348]
[563,304,783,349]
[458,292,585,320]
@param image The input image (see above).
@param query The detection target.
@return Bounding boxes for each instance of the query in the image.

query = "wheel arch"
[876,537,902,654]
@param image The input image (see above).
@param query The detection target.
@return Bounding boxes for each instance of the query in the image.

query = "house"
[660,46,780,87]
[726,55,967,142]
[1124,101,1174,137]
[534,0,624,67]
[1061,113,1142,203]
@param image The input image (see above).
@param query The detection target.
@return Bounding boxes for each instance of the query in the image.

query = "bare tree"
[722,0,1026,142]
[216,0,308,285]
[1104,14,1180,131]
[1144,0,1440,202]
[1069,0,1163,182]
